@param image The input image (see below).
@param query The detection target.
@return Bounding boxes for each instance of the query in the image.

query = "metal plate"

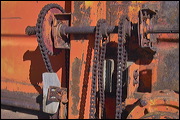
[42,72,60,114]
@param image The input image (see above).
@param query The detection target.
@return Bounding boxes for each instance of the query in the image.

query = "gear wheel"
[36,3,65,56]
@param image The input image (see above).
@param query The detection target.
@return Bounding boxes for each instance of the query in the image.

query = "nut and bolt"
[133,69,139,86]
[140,99,148,107]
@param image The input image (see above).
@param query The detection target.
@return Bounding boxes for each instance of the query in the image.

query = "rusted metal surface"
[70,58,83,116]
[1,1,179,119]
[64,26,118,34]
[47,86,67,102]
[154,46,179,92]
[26,25,119,35]
[68,1,108,119]
[68,1,179,119]
[40,4,64,55]
[59,89,68,119]
[53,13,71,49]
[140,111,179,119]
[127,90,179,119]
[47,86,62,102]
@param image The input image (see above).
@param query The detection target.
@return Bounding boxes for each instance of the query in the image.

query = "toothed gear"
[36,3,65,72]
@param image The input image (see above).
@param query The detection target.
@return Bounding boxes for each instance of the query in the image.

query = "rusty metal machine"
[1,1,179,119]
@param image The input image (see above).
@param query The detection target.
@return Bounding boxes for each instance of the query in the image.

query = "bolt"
[140,99,148,107]
[133,69,139,86]
[133,80,139,86]
[51,88,55,92]
[51,96,56,99]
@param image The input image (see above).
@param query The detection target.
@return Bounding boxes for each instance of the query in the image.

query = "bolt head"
[140,99,148,107]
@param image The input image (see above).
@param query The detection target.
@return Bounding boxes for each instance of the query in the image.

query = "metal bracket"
[52,13,71,49]
[133,69,139,86]
[47,86,68,103]
[138,9,157,50]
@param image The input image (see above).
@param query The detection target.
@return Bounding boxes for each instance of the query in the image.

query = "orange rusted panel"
[68,1,172,119]
[68,1,107,119]
[1,1,66,94]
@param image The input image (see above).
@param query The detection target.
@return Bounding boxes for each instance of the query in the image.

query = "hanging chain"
[89,19,109,119]
[98,34,109,119]
[115,16,127,119]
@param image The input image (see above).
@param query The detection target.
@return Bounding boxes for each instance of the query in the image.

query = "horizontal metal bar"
[1,97,40,111]
[25,26,118,35]
[25,25,179,35]
[147,30,179,34]
[64,26,118,34]
[1,90,41,111]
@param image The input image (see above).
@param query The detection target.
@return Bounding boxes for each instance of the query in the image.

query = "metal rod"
[1,97,41,111]
[25,25,179,35]
[1,90,41,111]
[147,30,179,34]
[64,26,118,34]
[25,26,118,35]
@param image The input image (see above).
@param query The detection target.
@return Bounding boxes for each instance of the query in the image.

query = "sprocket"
[36,3,65,56]
[36,3,65,72]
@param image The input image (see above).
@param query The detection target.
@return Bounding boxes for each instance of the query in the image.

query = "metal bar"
[25,26,118,35]
[1,98,40,111]
[25,25,179,35]
[147,30,179,34]
[64,26,118,34]
[1,90,41,111]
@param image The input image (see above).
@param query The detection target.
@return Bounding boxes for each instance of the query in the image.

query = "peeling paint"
[155,47,179,92]
[71,57,83,115]
[72,1,91,26]
[85,1,93,9]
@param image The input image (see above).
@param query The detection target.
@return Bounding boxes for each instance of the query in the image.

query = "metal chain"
[98,38,109,119]
[89,19,109,119]
[89,19,101,119]
[36,3,65,72]
[115,16,127,119]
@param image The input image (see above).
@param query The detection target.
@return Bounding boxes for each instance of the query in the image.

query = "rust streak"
[71,57,83,115]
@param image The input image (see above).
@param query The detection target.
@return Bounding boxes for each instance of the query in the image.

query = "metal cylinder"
[60,25,118,35]
[25,26,36,36]
[63,26,118,34]
[1,90,41,111]
[25,25,118,36]
[1,97,40,111]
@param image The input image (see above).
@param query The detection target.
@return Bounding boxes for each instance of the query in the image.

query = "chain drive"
[36,3,65,72]
[36,4,127,118]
